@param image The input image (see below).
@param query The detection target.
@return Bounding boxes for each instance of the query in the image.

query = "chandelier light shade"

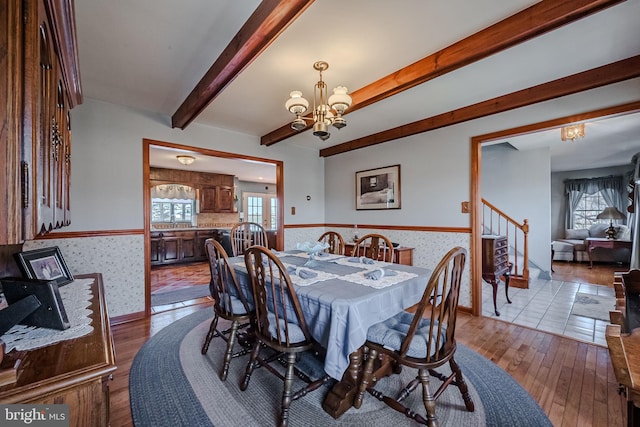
[176,155,196,165]
[285,61,352,141]
[560,124,585,141]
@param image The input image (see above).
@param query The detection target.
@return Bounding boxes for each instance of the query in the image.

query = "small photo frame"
[356,164,401,210]
[15,246,74,287]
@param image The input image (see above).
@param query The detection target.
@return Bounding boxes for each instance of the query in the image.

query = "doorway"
[471,102,640,343]
[143,138,284,315]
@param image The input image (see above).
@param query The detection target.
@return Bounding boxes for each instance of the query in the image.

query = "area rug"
[130,309,552,427]
[571,292,616,321]
[151,284,210,306]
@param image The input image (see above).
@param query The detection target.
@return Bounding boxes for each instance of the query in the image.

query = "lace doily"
[0,278,95,352]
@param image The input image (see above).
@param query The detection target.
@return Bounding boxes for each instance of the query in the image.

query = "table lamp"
[596,206,626,239]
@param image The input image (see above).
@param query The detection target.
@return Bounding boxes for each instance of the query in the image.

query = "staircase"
[482,198,530,288]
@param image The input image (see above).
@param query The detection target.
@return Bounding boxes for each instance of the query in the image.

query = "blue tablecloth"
[232,250,432,380]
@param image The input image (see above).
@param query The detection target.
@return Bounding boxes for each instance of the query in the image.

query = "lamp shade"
[596,206,625,220]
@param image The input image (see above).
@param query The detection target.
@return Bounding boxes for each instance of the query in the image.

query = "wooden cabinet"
[0,0,81,244]
[151,229,222,266]
[344,243,414,266]
[150,167,235,213]
[481,235,512,316]
[216,185,235,212]
[0,274,116,427]
[199,187,218,213]
[199,185,234,213]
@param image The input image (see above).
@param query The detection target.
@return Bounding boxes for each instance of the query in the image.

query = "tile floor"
[482,276,615,346]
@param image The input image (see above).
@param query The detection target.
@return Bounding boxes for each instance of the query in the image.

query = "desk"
[232,250,432,417]
[586,237,632,268]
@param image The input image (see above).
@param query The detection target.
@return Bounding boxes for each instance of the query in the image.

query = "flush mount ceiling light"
[560,124,585,141]
[285,61,352,141]
[176,155,195,165]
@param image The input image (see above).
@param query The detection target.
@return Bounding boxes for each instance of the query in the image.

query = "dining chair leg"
[220,320,240,381]
[239,340,261,391]
[449,357,475,411]
[418,368,438,427]
[201,313,219,355]
[354,347,377,408]
[280,352,297,427]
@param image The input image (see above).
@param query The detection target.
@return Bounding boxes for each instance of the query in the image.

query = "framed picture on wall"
[15,246,74,287]
[356,164,401,210]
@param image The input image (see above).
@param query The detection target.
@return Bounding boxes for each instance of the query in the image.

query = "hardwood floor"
[112,259,628,427]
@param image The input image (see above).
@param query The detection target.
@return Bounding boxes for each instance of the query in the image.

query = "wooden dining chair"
[230,222,268,256]
[318,231,345,255]
[240,245,331,427]
[352,233,394,262]
[201,239,253,381]
[354,247,474,426]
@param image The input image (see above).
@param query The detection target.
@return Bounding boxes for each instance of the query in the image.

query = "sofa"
[552,223,632,263]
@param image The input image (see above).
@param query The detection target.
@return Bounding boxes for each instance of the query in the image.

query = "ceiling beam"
[261,0,626,146]
[171,0,315,130]
[319,55,640,157]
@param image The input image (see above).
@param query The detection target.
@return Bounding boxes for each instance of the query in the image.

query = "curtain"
[151,184,196,200]
[565,190,583,229]
[564,175,625,228]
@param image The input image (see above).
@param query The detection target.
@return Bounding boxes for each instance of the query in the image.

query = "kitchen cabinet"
[150,167,235,213]
[0,0,81,244]
[199,186,234,213]
[151,229,223,266]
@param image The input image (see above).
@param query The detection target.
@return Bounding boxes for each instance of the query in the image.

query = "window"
[151,199,193,223]
[243,193,277,230]
[573,191,608,229]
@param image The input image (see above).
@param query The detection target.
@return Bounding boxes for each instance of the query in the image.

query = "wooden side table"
[344,243,414,266]
[585,237,632,268]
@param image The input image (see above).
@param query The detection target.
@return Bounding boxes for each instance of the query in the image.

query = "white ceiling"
[74,0,640,176]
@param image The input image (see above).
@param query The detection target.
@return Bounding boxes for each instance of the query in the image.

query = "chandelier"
[285,61,352,141]
[560,124,585,141]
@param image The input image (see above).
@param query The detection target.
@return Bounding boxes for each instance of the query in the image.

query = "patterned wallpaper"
[23,235,145,318]
[23,228,471,318]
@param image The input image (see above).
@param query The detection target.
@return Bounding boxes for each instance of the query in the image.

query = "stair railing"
[482,198,530,285]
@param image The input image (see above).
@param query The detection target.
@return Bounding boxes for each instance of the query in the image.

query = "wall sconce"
[176,155,195,165]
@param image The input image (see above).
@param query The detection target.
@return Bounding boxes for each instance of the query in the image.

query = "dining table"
[230,248,433,418]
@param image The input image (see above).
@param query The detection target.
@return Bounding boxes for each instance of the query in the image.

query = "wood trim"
[171,0,314,129]
[475,99,640,143]
[286,223,471,233]
[142,138,285,317]
[110,310,146,326]
[320,55,640,157]
[35,229,144,239]
[261,0,625,146]
[470,100,640,318]
[43,0,82,107]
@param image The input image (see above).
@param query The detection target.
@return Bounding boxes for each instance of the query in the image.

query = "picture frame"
[356,164,401,210]
[15,246,74,287]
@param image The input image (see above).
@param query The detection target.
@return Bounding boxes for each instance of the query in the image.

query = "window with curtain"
[564,175,626,229]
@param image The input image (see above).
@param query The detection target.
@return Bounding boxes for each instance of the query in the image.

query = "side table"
[585,237,632,268]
